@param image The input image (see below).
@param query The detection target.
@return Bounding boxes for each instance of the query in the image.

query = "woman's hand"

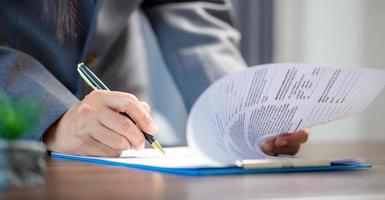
[260,129,309,156]
[43,90,157,157]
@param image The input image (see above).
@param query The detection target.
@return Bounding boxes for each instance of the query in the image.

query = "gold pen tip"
[151,141,166,156]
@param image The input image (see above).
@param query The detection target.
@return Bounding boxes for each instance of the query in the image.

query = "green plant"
[0,91,41,140]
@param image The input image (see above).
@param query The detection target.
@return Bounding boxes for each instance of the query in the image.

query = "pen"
[77,63,165,155]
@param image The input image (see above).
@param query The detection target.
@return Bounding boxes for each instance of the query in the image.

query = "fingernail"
[145,123,158,134]
[276,140,288,146]
[261,141,273,151]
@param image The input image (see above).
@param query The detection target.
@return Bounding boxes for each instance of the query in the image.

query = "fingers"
[267,145,301,156]
[90,122,131,151]
[260,139,275,154]
[48,91,153,157]
[85,137,122,157]
[93,91,157,135]
[274,129,309,147]
[98,108,145,150]
[261,139,300,156]
[260,129,309,156]
[140,101,150,112]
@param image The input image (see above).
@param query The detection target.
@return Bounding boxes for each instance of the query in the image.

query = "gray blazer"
[0,0,246,140]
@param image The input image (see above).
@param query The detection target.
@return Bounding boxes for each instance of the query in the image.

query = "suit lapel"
[76,0,142,97]
[80,0,143,66]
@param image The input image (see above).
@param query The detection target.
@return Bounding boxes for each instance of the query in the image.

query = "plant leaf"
[0,91,42,140]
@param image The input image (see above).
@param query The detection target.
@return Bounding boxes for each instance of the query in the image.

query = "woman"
[0,0,308,156]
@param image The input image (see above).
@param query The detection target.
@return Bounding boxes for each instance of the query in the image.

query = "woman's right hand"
[43,90,157,157]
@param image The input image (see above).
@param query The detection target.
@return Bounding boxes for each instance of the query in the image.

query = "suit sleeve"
[142,0,247,110]
[0,47,79,140]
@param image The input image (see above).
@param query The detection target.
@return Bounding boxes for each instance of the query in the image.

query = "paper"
[52,147,364,170]
[187,64,385,164]
[51,146,371,175]
[53,147,228,169]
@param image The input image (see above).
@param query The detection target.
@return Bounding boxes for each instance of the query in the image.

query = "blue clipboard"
[51,152,371,176]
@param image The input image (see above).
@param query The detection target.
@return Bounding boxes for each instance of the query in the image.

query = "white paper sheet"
[187,64,385,164]
[54,147,228,168]
[52,147,362,169]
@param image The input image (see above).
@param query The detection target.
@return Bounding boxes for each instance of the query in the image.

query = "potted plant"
[0,91,46,188]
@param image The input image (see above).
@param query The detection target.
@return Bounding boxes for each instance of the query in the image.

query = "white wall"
[274,0,385,142]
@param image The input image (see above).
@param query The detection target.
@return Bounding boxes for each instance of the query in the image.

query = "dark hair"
[42,0,78,43]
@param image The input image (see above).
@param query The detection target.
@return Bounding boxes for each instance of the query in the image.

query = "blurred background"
[142,0,385,145]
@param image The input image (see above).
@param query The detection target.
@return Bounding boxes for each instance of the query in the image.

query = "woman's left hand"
[260,129,309,156]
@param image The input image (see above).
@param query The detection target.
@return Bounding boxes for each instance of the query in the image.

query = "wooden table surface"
[3,142,385,200]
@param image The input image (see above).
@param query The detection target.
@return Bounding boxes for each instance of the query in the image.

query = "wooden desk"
[3,142,385,200]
